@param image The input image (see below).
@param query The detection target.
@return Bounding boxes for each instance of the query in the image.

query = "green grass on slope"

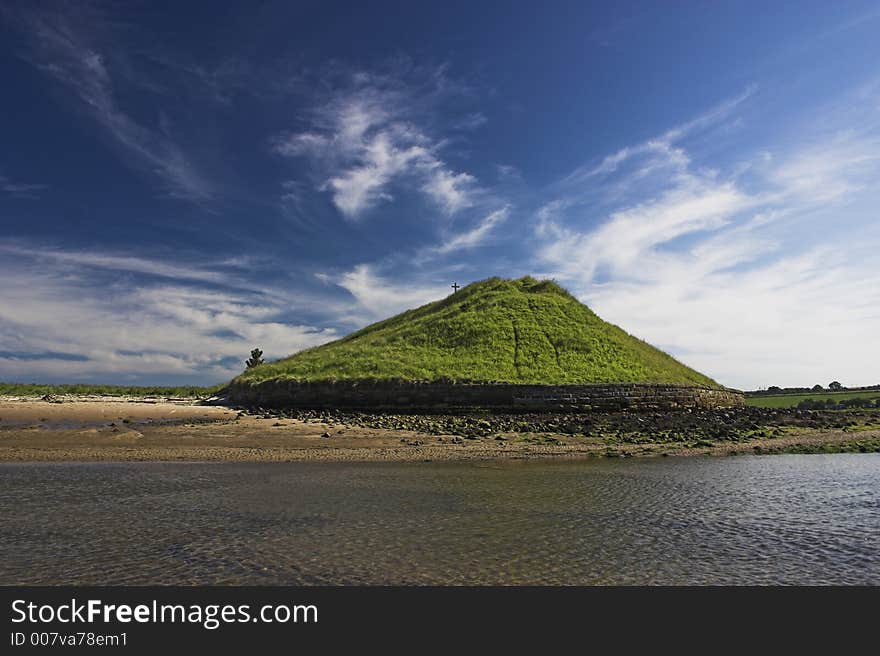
[237,277,719,387]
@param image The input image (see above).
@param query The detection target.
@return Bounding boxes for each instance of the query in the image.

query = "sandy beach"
[1,397,876,462]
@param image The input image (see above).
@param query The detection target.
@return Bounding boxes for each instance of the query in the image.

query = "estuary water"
[1,455,878,585]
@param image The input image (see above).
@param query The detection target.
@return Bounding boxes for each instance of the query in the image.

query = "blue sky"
[2,0,879,389]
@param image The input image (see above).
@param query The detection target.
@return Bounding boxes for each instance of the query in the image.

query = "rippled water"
[1,455,878,585]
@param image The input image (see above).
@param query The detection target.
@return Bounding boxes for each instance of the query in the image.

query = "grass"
[747,389,880,408]
[754,438,880,455]
[0,382,223,398]
[237,276,720,387]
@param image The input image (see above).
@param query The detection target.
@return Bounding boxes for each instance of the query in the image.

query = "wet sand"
[1,397,876,462]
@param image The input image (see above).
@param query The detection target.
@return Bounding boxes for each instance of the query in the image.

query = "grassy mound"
[236,277,719,387]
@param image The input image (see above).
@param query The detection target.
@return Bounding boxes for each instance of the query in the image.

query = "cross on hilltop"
[451,282,460,293]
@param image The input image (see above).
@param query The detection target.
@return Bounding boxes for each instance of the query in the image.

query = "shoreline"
[1,397,878,463]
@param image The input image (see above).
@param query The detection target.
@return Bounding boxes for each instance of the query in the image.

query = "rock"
[321,432,331,438]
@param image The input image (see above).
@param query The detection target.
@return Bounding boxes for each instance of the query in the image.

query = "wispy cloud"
[769,134,880,204]
[0,246,338,383]
[142,52,249,105]
[453,112,487,131]
[0,242,230,284]
[272,67,482,219]
[432,206,510,255]
[7,5,214,202]
[320,264,449,322]
[539,178,755,282]
[561,88,755,186]
[0,174,47,199]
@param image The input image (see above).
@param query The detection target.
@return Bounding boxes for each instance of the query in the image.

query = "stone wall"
[222,379,745,411]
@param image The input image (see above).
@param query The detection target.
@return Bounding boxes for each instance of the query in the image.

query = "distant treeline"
[747,384,880,396]
[0,382,223,398]
[796,397,880,411]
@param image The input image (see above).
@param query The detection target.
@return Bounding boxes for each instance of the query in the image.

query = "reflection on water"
[1,455,878,585]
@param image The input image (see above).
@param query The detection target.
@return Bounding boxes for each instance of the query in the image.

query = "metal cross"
[451,282,460,293]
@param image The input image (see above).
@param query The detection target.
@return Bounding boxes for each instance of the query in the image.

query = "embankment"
[221,380,745,411]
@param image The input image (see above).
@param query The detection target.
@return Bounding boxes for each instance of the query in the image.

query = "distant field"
[748,390,880,408]
[0,382,223,398]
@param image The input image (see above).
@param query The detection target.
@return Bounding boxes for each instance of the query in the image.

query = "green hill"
[236,277,719,387]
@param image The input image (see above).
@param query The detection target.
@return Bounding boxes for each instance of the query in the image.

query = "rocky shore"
[0,397,877,462]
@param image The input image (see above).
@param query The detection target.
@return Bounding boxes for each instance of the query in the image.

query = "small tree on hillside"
[245,348,264,368]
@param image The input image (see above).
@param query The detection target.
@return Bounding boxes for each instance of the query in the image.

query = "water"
[1,455,878,585]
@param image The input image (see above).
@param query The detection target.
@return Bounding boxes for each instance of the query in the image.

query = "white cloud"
[272,73,482,218]
[540,178,753,282]
[420,166,476,214]
[0,247,337,383]
[331,264,448,321]
[579,244,880,390]
[536,90,880,388]
[323,129,430,217]
[770,134,880,204]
